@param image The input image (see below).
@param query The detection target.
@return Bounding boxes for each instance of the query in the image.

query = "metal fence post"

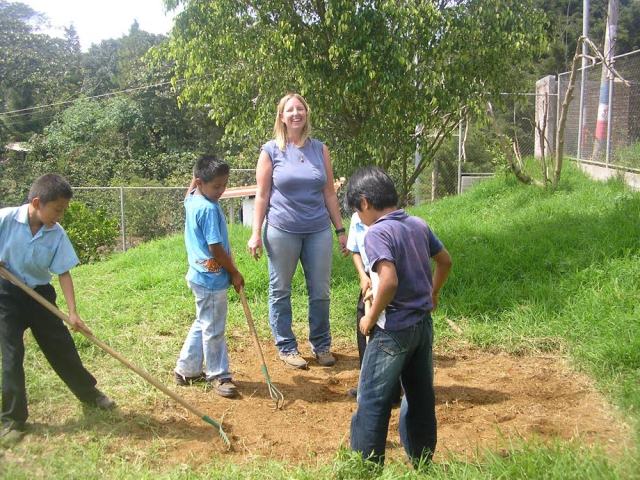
[457,119,463,194]
[119,187,126,252]
[605,75,614,168]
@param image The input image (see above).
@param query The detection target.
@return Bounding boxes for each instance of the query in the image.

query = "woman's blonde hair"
[273,93,311,151]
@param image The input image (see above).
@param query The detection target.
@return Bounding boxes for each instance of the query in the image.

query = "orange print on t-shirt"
[198,258,222,273]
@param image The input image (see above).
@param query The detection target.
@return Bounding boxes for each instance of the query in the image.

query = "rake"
[0,265,231,449]
[238,288,284,410]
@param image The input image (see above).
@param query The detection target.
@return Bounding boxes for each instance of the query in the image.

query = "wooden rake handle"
[238,288,284,409]
[0,265,230,446]
[364,288,373,343]
[239,288,268,366]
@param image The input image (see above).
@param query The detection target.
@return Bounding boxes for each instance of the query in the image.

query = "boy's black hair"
[28,174,73,204]
[344,166,398,211]
[193,154,230,183]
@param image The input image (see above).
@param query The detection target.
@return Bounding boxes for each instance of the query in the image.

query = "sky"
[20,0,178,51]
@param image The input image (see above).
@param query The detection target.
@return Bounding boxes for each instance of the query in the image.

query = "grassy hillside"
[416,168,640,418]
[1,164,639,478]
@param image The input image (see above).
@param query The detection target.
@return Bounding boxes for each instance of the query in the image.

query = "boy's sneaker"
[94,392,117,410]
[209,378,239,398]
[315,350,336,367]
[278,351,309,369]
[0,421,25,447]
[175,371,206,386]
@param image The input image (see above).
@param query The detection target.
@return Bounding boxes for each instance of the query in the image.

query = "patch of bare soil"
[8,340,632,470]
[108,340,631,467]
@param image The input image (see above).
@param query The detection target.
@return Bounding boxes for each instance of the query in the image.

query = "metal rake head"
[202,415,231,450]
[267,381,285,410]
[261,365,285,410]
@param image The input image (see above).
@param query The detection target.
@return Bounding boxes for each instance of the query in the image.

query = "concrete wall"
[577,162,640,191]
[460,174,494,193]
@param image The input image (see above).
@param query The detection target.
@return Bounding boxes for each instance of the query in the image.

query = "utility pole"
[577,0,590,160]
[591,0,618,162]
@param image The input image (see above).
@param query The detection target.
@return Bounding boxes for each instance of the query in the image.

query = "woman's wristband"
[335,227,346,236]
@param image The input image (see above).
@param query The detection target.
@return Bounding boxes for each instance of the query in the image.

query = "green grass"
[2,163,640,478]
[416,167,640,421]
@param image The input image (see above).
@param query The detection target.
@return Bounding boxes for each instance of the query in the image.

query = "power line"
[0,79,180,117]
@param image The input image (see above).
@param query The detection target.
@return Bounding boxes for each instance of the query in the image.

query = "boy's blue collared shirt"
[0,204,79,288]
[346,212,370,272]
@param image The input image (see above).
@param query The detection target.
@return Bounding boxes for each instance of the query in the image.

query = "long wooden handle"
[364,288,373,343]
[239,288,268,366]
[364,297,372,316]
[0,266,210,420]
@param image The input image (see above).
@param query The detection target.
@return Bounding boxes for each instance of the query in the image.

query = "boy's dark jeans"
[350,313,436,466]
[0,278,98,426]
[356,292,402,401]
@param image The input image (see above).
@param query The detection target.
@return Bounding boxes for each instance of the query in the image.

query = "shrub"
[61,201,119,263]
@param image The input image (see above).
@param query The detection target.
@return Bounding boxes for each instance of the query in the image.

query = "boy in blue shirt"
[346,211,370,393]
[345,167,452,467]
[0,174,115,442]
[174,155,244,399]
[346,212,402,404]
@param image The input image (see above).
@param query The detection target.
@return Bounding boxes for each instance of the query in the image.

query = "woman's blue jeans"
[350,314,436,467]
[263,224,332,354]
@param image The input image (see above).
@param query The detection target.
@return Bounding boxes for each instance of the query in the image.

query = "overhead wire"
[0,78,186,118]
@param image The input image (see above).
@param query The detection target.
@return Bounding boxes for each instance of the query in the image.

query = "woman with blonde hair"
[247,93,347,369]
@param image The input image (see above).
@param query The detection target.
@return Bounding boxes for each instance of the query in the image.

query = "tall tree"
[160,0,547,202]
[533,0,640,76]
[0,1,82,143]
[81,21,167,96]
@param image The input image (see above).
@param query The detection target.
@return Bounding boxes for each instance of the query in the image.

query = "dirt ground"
[112,338,632,467]
[5,338,631,472]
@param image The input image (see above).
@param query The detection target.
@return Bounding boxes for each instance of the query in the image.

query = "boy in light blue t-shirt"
[0,174,114,443]
[346,212,370,396]
[174,155,244,399]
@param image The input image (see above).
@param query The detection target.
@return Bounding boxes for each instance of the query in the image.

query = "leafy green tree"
[533,0,640,76]
[81,22,223,155]
[160,0,547,202]
[28,96,154,185]
[81,21,166,95]
[26,94,205,188]
[0,1,82,143]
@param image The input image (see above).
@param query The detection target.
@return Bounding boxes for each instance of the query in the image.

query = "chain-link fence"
[558,48,640,171]
[417,92,544,200]
[72,169,255,251]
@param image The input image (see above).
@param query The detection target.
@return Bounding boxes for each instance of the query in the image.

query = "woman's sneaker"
[315,350,336,367]
[278,351,309,369]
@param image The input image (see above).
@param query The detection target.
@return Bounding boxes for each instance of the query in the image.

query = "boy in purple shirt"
[344,167,452,467]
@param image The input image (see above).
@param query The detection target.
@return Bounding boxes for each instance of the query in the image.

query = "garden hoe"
[0,265,231,449]
[238,288,284,410]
